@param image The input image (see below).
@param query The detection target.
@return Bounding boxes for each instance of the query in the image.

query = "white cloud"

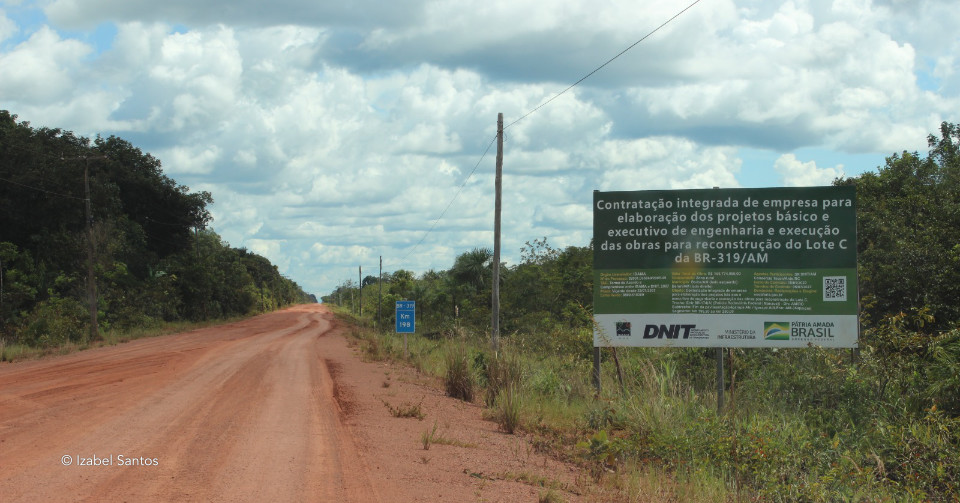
[0,26,90,102]
[2,0,957,296]
[244,239,290,270]
[157,144,222,175]
[0,10,18,43]
[774,154,844,187]
[595,137,741,191]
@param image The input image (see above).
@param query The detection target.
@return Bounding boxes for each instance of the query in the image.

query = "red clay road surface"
[0,305,587,502]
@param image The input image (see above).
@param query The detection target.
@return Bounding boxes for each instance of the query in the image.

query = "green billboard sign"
[593,186,858,348]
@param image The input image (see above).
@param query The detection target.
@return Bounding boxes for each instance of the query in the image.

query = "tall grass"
[1,340,29,362]
[443,341,474,402]
[493,384,523,434]
[336,307,960,502]
[483,350,523,406]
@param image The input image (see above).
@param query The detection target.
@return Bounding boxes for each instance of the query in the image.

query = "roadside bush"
[528,366,573,399]
[926,329,960,416]
[483,350,524,406]
[512,325,593,362]
[337,303,960,500]
[19,297,88,346]
[871,409,960,501]
[444,342,474,402]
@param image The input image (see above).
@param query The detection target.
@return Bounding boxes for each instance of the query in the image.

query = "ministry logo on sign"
[616,322,631,337]
[763,322,790,340]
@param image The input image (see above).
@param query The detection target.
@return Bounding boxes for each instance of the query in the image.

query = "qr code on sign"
[823,276,846,302]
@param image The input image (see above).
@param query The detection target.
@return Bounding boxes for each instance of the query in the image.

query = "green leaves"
[1,112,307,344]
[839,121,960,332]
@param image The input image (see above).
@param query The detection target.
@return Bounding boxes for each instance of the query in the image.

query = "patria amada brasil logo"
[763,322,790,340]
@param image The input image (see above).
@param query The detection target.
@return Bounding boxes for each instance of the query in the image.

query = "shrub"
[444,342,474,402]
[19,297,88,346]
[926,329,960,416]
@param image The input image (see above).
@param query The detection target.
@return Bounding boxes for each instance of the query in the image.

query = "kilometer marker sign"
[395,301,415,334]
[593,186,858,348]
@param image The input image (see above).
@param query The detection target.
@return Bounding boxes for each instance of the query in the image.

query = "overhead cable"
[504,0,705,130]
[394,0,705,266]
[0,175,86,201]
[400,134,498,263]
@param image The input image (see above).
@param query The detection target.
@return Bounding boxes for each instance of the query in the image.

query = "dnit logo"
[643,324,696,339]
[615,322,631,337]
[763,322,790,340]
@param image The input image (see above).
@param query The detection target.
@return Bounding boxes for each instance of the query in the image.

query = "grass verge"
[333,305,960,502]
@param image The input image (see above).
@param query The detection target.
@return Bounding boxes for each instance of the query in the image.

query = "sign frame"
[592,186,859,349]
[395,300,416,334]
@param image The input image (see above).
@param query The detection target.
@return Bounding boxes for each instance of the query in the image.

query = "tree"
[451,248,492,294]
[388,270,415,298]
[838,121,960,331]
[0,110,308,343]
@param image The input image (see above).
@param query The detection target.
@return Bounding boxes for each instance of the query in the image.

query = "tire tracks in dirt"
[0,305,378,502]
[1,304,590,502]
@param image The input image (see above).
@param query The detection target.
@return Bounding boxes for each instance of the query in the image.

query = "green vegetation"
[1,111,312,358]
[382,398,426,420]
[444,341,475,402]
[538,489,565,503]
[421,420,476,450]
[330,122,960,501]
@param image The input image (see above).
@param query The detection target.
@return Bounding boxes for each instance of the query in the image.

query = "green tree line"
[327,122,960,500]
[323,239,593,341]
[331,121,960,341]
[327,121,960,418]
[0,110,312,348]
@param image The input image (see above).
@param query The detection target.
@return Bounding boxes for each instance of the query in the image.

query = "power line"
[504,0,704,131]
[400,134,498,263]
[0,175,86,201]
[395,0,703,266]
[145,215,191,227]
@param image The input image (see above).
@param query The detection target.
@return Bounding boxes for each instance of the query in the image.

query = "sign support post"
[592,347,601,393]
[396,300,415,359]
[716,348,724,412]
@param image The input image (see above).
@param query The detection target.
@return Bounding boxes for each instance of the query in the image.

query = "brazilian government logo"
[763,322,790,340]
[616,321,631,337]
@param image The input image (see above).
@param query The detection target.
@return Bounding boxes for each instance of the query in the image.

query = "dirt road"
[0,305,586,502]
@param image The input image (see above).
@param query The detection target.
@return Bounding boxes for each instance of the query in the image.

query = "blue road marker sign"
[396,301,415,333]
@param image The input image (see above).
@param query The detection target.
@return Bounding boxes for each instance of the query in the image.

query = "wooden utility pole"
[491,113,503,354]
[378,256,383,330]
[359,266,363,317]
[83,156,98,341]
[63,154,105,342]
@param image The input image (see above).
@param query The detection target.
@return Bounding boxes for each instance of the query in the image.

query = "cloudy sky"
[1,0,957,297]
